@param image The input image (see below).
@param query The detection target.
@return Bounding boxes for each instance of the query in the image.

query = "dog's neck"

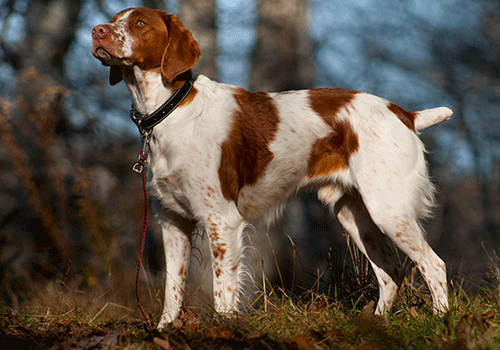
[121,66,175,116]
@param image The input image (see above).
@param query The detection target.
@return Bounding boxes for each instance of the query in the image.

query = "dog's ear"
[109,65,123,85]
[160,14,200,83]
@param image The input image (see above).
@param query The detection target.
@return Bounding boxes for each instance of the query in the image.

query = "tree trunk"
[179,0,218,80]
[24,0,83,76]
[249,0,315,92]
[247,0,320,292]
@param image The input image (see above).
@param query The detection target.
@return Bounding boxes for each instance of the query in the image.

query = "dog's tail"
[415,107,453,131]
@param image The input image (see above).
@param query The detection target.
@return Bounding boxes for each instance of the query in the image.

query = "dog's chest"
[146,126,224,217]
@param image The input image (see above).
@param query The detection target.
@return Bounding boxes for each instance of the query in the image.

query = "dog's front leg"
[204,210,245,316]
[157,218,194,330]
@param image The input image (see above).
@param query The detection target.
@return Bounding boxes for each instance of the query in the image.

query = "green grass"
[2,278,500,350]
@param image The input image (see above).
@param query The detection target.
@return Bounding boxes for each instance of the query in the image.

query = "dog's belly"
[234,154,350,222]
[235,170,303,221]
[236,182,300,222]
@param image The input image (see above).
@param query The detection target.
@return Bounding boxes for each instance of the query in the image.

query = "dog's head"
[92,7,200,85]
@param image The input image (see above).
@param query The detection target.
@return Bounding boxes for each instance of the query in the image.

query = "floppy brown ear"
[161,14,200,83]
[109,66,123,85]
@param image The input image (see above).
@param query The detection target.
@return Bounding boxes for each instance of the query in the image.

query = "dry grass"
[2,258,500,350]
[3,219,500,349]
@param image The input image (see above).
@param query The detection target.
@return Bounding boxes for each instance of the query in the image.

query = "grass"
[2,275,500,350]
[2,235,500,349]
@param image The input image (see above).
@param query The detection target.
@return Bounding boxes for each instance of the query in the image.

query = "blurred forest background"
[0,0,499,315]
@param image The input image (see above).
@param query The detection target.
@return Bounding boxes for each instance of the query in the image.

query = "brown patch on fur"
[307,89,359,178]
[160,13,200,83]
[171,71,199,107]
[212,243,227,260]
[388,103,417,131]
[218,88,280,202]
[308,88,357,119]
[214,266,222,278]
[98,8,200,85]
[126,8,172,71]
[181,86,198,105]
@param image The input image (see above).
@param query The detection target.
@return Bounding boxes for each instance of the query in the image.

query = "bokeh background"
[0,0,499,316]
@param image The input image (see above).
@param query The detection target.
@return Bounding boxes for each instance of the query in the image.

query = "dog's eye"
[137,20,146,26]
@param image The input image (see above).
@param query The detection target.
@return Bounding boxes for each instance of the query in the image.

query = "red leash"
[133,140,153,327]
[128,82,192,327]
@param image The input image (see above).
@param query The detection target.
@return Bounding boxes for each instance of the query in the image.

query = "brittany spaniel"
[92,7,452,329]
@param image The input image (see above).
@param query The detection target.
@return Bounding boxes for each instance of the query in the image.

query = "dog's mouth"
[93,46,134,67]
[93,46,116,66]
[95,47,112,61]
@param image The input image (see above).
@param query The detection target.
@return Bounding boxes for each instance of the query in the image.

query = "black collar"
[130,78,194,134]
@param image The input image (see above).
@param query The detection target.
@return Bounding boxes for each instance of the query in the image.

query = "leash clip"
[132,152,147,173]
[132,132,151,174]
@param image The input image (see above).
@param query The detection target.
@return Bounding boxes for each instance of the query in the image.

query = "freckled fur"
[92,7,453,330]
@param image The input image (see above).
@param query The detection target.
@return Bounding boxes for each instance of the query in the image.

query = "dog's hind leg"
[348,120,448,313]
[363,205,448,314]
[318,185,405,315]
[357,178,448,314]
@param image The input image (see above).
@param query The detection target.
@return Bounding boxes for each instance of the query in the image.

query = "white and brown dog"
[92,7,452,329]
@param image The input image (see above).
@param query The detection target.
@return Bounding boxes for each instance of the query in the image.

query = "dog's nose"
[92,25,109,39]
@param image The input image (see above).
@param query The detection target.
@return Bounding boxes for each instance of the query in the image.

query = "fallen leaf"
[179,308,200,332]
[483,310,495,320]
[208,326,234,339]
[154,336,172,350]
[285,334,312,350]
[172,318,183,329]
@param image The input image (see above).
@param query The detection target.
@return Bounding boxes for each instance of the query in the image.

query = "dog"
[92,7,452,330]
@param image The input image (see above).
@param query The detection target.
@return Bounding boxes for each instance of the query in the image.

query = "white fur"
[415,107,453,131]
[112,9,134,59]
